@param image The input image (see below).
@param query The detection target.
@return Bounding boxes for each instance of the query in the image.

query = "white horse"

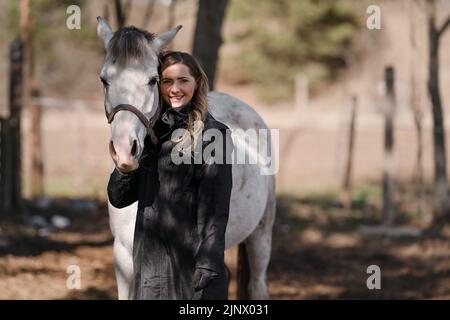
[97,17,276,300]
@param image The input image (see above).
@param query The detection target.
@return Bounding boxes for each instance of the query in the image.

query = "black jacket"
[107,104,233,300]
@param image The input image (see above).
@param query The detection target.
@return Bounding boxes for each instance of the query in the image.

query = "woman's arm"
[194,129,233,275]
[107,168,139,208]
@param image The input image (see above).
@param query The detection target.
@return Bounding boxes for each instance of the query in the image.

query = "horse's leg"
[113,239,134,300]
[244,179,276,300]
[109,199,136,300]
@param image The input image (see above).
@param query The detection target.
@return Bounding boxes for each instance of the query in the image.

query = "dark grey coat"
[107,104,233,300]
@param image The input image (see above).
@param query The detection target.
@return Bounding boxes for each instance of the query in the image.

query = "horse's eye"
[100,77,109,87]
[148,77,158,86]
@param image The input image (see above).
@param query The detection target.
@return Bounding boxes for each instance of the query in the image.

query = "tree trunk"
[383,67,395,227]
[8,39,24,212]
[409,0,425,216]
[192,0,229,90]
[166,0,177,50]
[21,0,43,198]
[141,0,156,29]
[114,0,132,30]
[428,10,450,226]
[103,2,110,23]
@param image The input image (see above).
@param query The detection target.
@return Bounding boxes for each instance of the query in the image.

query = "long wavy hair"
[160,51,209,153]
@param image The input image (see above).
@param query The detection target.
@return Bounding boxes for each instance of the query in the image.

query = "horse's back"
[207,91,269,131]
[207,91,275,248]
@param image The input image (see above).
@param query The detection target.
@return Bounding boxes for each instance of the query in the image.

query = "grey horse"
[97,17,276,299]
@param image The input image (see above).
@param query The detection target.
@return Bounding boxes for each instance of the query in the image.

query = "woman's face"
[160,63,197,108]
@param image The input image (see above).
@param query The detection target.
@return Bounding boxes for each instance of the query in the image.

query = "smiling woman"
[159,51,210,154]
[161,63,196,108]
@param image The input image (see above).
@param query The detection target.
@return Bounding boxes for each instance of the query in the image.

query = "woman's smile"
[170,95,185,104]
[161,63,197,108]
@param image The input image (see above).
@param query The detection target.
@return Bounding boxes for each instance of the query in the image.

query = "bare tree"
[20,0,43,197]
[408,0,426,220]
[165,0,177,50]
[409,1,424,188]
[141,0,156,29]
[103,2,110,23]
[427,0,450,228]
[192,0,229,90]
[7,18,26,212]
[168,0,176,30]
[114,0,133,29]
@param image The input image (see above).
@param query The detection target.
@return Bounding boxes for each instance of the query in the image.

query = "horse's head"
[97,17,181,172]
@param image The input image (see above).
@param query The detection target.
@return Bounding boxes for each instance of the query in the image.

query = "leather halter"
[105,101,161,144]
[107,104,155,131]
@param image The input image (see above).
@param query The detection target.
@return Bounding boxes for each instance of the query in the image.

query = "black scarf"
[160,102,192,129]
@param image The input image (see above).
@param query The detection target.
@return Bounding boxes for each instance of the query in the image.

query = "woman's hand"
[193,267,219,291]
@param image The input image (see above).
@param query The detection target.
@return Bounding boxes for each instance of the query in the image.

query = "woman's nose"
[170,83,181,93]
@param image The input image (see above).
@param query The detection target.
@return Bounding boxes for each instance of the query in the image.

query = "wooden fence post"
[340,95,358,209]
[30,88,43,197]
[383,66,395,226]
[0,118,13,213]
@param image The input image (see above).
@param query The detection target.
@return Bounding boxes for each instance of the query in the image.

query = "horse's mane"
[108,26,156,66]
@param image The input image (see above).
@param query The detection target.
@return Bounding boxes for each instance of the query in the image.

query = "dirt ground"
[1,188,450,300]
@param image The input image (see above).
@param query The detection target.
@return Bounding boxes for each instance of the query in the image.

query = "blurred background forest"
[2,0,450,299]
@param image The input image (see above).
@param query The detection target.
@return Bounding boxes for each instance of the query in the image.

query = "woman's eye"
[100,77,109,87]
[148,77,158,86]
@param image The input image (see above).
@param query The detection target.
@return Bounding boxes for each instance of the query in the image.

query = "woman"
[107,51,233,300]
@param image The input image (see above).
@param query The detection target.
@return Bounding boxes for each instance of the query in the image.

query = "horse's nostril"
[131,140,138,157]
[120,163,130,171]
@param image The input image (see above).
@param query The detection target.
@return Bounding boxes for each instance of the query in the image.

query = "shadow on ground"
[269,192,450,299]
[1,191,450,299]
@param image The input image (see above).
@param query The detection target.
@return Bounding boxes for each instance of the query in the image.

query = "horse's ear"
[152,25,183,53]
[97,16,113,50]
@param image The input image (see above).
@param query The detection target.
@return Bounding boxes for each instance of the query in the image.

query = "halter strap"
[107,104,153,129]
[106,103,160,144]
